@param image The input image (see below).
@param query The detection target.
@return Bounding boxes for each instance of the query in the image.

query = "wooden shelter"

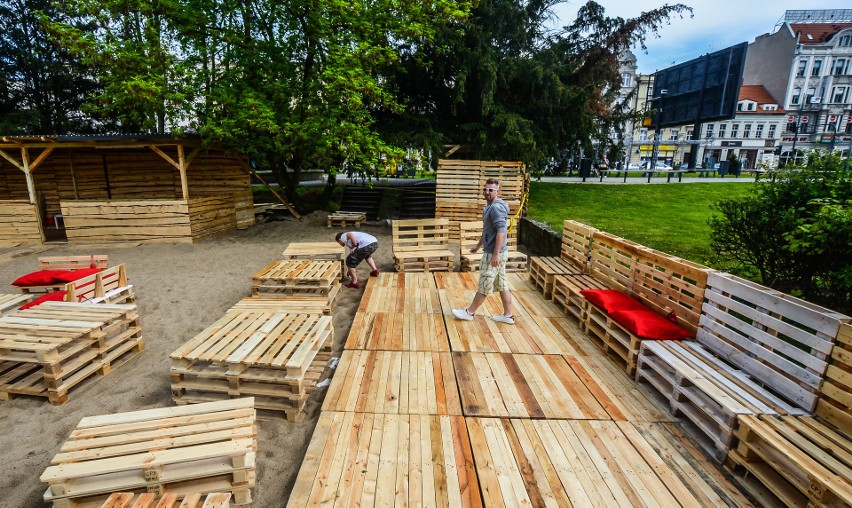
[0,134,255,244]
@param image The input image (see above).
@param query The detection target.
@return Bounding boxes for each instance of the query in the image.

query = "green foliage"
[708,153,851,311]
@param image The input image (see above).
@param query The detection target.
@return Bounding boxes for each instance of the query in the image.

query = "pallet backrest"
[817,323,852,434]
[631,248,712,334]
[65,264,129,303]
[39,255,108,271]
[589,231,642,294]
[698,271,845,412]
[393,218,451,253]
[561,220,596,273]
[457,221,517,250]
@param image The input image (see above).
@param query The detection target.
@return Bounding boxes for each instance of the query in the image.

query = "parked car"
[654,162,673,171]
[627,162,646,170]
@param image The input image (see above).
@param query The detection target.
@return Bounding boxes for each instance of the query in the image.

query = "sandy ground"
[0,212,397,507]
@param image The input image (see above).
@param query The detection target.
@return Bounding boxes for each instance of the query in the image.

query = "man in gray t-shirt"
[451,178,515,325]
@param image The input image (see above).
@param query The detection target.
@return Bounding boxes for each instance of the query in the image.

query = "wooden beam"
[177,144,188,200]
[148,145,180,169]
[28,147,55,172]
[0,148,24,171]
[237,157,301,219]
[20,147,37,204]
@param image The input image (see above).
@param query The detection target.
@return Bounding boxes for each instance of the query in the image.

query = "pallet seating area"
[724,321,852,506]
[528,220,596,298]
[98,492,232,508]
[636,271,845,462]
[457,220,527,272]
[289,271,750,506]
[40,399,257,507]
[391,218,455,272]
[326,211,366,228]
[15,255,109,294]
[0,301,143,404]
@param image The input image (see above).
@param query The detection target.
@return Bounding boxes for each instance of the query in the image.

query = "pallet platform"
[343,312,450,351]
[251,259,340,297]
[326,211,366,228]
[96,492,232,508]
[357,284,442,314]
[453,352,609,419]
[281,241,346,280]
[170,312,332,420]
[323,350,461,414]
[0,293,33,316]
[40,399,257,508]
[0,302,143,404]
[635,340,808,461]
[287,412,481,507]
[369,271,439,289]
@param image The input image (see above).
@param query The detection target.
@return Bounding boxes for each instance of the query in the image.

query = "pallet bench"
[98,492,232,508]
[0,302,142,404]
[170,311,333,421]
[326,211,366,228]
[40,399,257,508]
[392,218,455,272]
[636,271,845,462]
[528,220,596,298]
[17,255,109,294]
[251,259,340,298]
[67,264,135,305]
[456,220,527,272]
[281,241,345,280]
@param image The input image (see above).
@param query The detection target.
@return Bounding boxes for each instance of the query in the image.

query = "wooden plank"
[816,322,852,434]
[343,312,450,351]
[0,293,34,316]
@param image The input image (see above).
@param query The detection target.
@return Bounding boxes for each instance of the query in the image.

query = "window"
[686,129,693,141]
[718,124,727,138]
[639,129,648,141]
[621,72,632,87]
[755,124,764,138]
[806,87,817,104]
[743,124,752,138]
[669,129,679,141]
[768,124,777,139]
[832,86,849,104]
[797,60,807,76]
[792,88,802,105]
[731,124,740,138]
[840,34,852,47]
[834,58,847,76]
[812,59,822,76]
[705,124,715,138]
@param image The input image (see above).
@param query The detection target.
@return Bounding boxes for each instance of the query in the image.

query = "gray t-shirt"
[482,198,509,254]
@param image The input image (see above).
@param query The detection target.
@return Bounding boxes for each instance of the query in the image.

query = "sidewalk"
[537,174,758,184]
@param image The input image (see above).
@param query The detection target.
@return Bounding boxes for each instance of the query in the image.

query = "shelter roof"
[790,23,852,44]
[737,85,785,115]
[0,133,204,149]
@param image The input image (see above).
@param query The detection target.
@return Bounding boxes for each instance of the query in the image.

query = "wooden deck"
[289,272,754,506]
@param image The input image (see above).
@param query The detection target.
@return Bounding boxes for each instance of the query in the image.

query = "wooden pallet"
[40,255,109,271]
[326,211,366,228]
[635,340,809,461]
[228,296,331,316]
[281,241,345,281]
[369,271,438,289]
[550,274,606,323]
[357,285,442,314]
[392,218,455,272]
[170,312,332,420]
[459,251,527,272]
[440,289,580,355]
[0,302,143,404]
[251,259,340,297]
[453,352,609,419]
[529,257,584,299]
[728,415,852,507]
[817,322,852,435]
[343,312,450,351]
[323,350,462,415]
[456,220,527,272]
[561,220,596,272]
[581,301,645,375]
[433,271,478,290]
[0,293,33,316]
[41,399,257,507]
[467,418,748,507]
[589,230,642,293]
[96,492,232,508]
[287,412,481,507]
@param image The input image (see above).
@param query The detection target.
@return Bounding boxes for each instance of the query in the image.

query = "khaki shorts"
[477,251,510,295]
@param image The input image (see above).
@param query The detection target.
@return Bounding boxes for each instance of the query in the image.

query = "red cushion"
[53,268,102,283]
[609,309,692,340]
[19,290,68,310]
[580,289,646,313]
[11,270,72,287]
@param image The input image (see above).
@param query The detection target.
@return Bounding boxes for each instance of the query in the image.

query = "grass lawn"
[527,182,752,265]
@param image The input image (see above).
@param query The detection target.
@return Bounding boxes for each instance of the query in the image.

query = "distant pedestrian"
[451,178,514,324]
[335,231,380,289]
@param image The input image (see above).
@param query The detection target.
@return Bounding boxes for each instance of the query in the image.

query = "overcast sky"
[551,1,852,73]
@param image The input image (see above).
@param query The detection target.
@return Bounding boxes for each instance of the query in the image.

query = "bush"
[708,153,850,312]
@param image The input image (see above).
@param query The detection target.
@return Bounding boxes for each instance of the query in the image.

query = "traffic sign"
[787,115,795,123]
[801,116,809,123]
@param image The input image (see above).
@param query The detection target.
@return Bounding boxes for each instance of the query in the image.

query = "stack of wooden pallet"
[326,211,366,228]
[434,160,528,227]
[98,492,232,508]
[170,311,333,421]
[250,259,340,312]
[281,241,345,282]
[40,399,256,507]
[0,302,143,404]
[0,293,33,316]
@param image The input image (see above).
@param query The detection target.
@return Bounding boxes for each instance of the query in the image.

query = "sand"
[0,212,396,507]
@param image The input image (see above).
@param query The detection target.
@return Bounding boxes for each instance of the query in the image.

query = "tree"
[378,0,691,170]
[709,153,851,311]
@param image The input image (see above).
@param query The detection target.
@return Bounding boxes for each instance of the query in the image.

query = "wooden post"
[20,147,37,205]
[178,144,189,200]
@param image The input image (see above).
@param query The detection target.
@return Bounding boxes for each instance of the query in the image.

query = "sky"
[551,1,852,73]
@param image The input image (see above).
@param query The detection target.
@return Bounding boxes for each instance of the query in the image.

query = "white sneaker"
[452,308,474,321]
[492,314,515,325]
